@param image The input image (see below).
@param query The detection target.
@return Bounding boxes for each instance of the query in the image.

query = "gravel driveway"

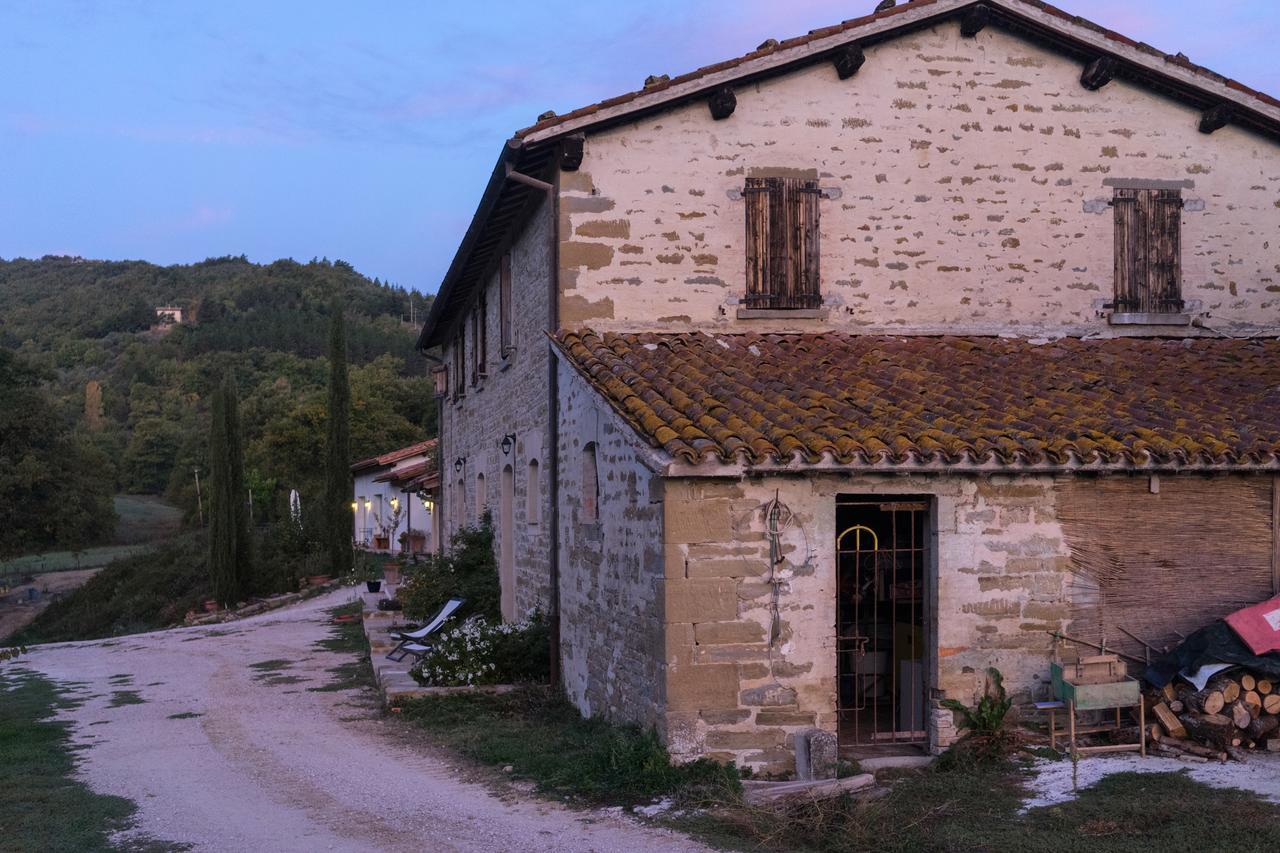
[20,589,710,853]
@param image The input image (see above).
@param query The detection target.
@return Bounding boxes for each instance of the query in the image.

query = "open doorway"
[836,496,930,755]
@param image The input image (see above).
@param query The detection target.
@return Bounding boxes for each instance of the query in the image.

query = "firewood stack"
[1146,671,1280,762]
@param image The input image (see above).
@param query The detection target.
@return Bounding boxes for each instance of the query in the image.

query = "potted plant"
[203,599,219,613]
[365,579,382,593]
[383,562,401,585]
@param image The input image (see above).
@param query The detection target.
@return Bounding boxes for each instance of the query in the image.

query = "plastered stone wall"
[556,361,666,728]
[440,198,553,618]
[558,20,1280,336]
[660,472,1073,773]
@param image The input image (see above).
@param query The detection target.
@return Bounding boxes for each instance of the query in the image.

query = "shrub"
[938,666,1016,768]
[399,514,500,623]
[413,612,549,686]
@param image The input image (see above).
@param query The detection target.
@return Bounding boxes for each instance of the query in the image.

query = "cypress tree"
[324,298,353,576]
[208,373,250,605]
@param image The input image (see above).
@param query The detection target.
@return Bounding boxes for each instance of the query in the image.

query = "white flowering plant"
[412,611,549,687]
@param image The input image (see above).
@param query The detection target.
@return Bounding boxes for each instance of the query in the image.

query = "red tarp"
[1225,594,1280,656]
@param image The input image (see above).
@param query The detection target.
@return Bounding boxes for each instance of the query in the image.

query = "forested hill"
[0,255,435,537]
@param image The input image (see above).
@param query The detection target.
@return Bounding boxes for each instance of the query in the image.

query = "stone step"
[742,773,876,806]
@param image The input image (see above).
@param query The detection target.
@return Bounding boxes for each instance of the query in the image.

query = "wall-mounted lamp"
[454,456,465,473]
[350,501,358,512]
[389,497,400,510]
[364,500,372,511]
[500,433,516,456]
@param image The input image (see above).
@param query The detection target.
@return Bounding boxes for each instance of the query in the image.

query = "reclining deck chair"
[385,597,464,662]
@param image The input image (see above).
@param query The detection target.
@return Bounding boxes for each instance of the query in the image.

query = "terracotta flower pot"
[383,567,401,585]
[203,599,219,613]
[307,574,332,587]
[365,580,382,593]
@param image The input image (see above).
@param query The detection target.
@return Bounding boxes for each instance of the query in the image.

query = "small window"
[1112,188,1183,314]
[526,459,541,526]
[475,472,487,519]
[743,176,822,309]
[581,443,599,524]
[499,253,513,357]
[469,303,486,385]
[454,478,466,529]
[477,293,488,378]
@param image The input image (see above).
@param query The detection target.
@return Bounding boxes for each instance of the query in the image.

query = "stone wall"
[439,197,553,618]
[659,472,1074,774]
[556,359,667,728]
[558,19,1280,336]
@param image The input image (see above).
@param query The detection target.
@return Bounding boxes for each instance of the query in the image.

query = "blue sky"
[2,1,1277,294]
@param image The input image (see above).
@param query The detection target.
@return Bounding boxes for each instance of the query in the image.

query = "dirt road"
[19,589,709,853]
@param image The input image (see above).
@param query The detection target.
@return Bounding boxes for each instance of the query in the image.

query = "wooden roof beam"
[1080,56,1118,91]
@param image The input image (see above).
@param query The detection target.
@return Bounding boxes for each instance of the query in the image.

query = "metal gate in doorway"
[836,498,929,750]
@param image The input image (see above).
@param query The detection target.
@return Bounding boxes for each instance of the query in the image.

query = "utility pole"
[193,466,204,525]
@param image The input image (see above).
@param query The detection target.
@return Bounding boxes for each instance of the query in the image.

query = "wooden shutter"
[469,311,479,385]
[499,253,512,355]
[743,177,822,310]
[477,293,488,378]
[1113,188,1182,313]
[452,328,465,400]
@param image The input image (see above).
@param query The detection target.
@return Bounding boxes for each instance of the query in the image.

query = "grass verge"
[397,686,741,808]
[308,601,375,694]
[0,668,177,852]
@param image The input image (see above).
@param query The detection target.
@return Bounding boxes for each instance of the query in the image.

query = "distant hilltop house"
[418,0,1280,775]
[154,306,184,325]
[350,439,439,555]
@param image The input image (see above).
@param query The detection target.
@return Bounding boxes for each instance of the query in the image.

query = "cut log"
[1163,735,1225,759]
[1216,679,1242,704]
[1245,715,1279,742]
[1169,700,1184,714]
[1244,691,1263,718]
[1152,702,1187,739]
[1241,673,1257,692]
[1180,713,1235,750]
[1184,687,1225,715]
[1264,695,1280,715]
[1258,679,1274,696]
[1161,683,1177,702]
[1232,701,1253,730]
[1149,724,1163,743]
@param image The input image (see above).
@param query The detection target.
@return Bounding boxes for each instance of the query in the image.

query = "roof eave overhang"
[662,456,1280,479]
[518,0,1280,147]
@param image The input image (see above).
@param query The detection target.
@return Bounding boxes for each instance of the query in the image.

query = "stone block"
[665,498,734,544]
[740,684,797,707]
[755,709,818,727]
[667,663,739,711]
[664,579,738,623]
[704,728,786,750]
[794,729,839,780]
[664,622,695,667]
[701,709,751,725]
[694,620,766,645]
[687,559,768,579]
[693,643,770,665]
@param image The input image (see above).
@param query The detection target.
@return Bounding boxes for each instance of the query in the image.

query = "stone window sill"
[1108,312,1192,327]
[736,307,829,320]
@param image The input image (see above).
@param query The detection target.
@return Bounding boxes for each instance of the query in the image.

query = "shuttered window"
[451,328,465,400]
[499,253,513,356]
[744,177,822,310]
[1112,188,1183,314]
[476,294,488,379]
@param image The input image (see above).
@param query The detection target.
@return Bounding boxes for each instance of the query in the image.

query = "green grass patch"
[166,712,202,720]
[398,687,741,808]
[307,601,374,694]
[0,544,155,580]
[686,763,1280,853]
[0,668,178,852]
[111,495,182,545]
[107,690,145,708]
[248,659,292,672]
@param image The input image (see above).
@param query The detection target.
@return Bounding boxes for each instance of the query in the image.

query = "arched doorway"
[500,464,515,621]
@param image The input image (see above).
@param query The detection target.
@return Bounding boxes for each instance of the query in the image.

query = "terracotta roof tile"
[554,331,1280,469]
[351,438,438,473]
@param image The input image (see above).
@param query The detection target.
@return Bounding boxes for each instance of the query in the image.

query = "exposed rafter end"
[559,133,585,171]
[1080,56,1118,91]
[832,43,866,80]
[1199,103,1233,134]
[708,85,736,120]
[959,3,990,38]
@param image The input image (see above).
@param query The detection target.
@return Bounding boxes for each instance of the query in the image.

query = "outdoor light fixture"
[500,433,516,456]
[390,497,399,510]
[364,500,372,511]
[350,501,357,512]
[454,457,465,473]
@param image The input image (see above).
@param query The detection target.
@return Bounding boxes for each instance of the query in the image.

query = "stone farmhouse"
[416,0,1280,773]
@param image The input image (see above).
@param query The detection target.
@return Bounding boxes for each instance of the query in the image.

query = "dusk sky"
[3,1,1277,294]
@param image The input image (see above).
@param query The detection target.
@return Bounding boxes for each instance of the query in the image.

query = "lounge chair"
[385,597,464,662]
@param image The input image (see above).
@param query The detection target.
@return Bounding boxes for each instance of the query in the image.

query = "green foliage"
[400,514,501,624]
[938,666,1016,768]
[0,256,434,546]
[324,300,353,577]
[12,535,211,644]
[399,687,742,808]
[413,612,550,687]
[0,347,117,559]
[207,374,251,606]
